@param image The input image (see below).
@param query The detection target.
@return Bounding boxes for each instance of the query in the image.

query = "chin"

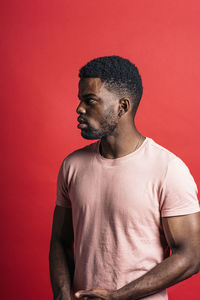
[80,129,103,140]
[81,133,99,140]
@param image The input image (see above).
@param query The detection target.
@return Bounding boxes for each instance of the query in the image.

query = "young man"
[49,56,200,300]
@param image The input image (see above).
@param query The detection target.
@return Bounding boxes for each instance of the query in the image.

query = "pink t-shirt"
[56,137,200,300]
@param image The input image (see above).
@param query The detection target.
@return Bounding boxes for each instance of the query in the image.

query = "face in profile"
[77,78,120,140]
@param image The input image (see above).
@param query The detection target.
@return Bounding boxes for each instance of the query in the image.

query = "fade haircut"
[79,55,143,114]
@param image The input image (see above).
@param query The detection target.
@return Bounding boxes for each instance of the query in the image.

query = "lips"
[77,123,88,129]
[77,117,88,129]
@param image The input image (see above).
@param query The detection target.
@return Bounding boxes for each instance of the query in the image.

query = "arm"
[112,211,200,300]
[75,212,200,300]
[49,205,75,300]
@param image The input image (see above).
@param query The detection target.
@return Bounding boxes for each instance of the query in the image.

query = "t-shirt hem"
[161,207,200,217]
[55,198,71,208]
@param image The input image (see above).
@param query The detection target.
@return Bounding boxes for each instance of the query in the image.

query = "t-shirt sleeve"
[160,157,200,217]
[55,159,72,208]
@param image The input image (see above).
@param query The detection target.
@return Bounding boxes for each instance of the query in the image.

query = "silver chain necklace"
[100,134,142,157]
[134,134,142,152]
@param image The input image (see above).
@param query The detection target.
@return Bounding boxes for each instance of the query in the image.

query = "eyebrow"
[78,93,98,99]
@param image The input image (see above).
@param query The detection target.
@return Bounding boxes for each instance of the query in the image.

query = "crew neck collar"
[95,136,149,166]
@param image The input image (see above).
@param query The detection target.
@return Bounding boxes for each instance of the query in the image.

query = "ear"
[118,97,131,117]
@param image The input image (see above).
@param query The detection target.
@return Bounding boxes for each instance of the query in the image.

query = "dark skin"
[49,206,75,299]
[49,77,200,300]
[76,77,146,156]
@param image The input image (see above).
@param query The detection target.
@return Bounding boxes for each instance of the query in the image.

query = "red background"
[1,0,200,299]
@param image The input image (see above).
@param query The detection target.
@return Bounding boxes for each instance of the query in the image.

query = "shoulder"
[147,137,177,160]
[61,140,98,170]
[145,137,193,183]
[147,137,188,167]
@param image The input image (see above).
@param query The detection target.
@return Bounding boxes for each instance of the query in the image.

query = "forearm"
[112,252,199,300]
[49,238,75,300]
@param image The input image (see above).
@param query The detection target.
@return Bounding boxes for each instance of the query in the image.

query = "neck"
[100,120,146,159]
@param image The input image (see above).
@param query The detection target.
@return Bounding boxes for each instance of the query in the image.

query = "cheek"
[87,104,116,128]
[88,118,101,129]
[87,108,102,128]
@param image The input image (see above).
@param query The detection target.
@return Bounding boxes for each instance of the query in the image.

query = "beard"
[80,109,119,140]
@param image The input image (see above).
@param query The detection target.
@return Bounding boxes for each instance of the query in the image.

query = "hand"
[74,288,114,300]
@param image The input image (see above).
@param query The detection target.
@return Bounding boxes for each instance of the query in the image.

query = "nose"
[76,101,86,115]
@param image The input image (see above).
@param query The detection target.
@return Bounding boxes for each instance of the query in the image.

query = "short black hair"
[79,55,143,113]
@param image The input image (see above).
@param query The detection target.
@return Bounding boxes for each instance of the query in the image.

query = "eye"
[86,98,95,104]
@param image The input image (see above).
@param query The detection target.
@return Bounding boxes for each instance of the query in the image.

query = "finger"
[75,290,102,299]
[75,290,91,298]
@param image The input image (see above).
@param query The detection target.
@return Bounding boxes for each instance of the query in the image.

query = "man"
[49,56,200,300]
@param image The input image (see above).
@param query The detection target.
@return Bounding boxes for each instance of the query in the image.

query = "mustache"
[77,116,89,124]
